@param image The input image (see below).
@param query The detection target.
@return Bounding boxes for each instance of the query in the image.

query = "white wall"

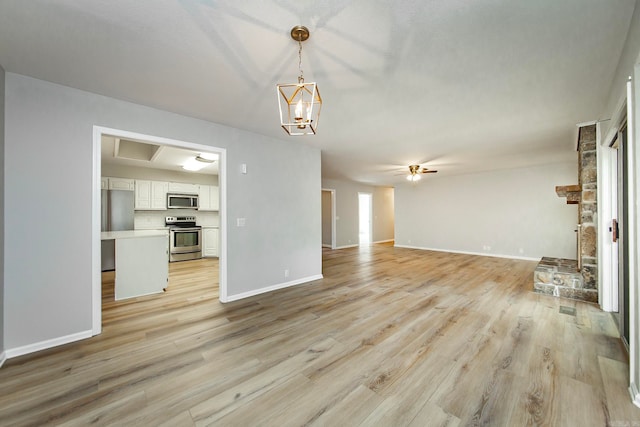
[395,163,578,260]
[0,64,5,363]
[4,73,321,353]
[321,179,394,247]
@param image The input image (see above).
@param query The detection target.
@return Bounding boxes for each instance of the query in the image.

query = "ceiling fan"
[406,164,437,181]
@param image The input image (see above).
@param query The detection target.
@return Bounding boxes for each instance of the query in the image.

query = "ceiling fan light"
[407,174,421,182]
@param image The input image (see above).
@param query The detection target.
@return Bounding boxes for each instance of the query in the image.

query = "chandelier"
[276,26,322,136]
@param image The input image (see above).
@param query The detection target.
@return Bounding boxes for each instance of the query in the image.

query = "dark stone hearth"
[582,264,597,290]
[534,257,585,300]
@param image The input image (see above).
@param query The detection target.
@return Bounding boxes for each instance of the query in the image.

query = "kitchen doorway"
[92,126,227,336]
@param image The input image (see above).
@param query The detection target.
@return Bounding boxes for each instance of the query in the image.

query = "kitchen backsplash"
[135,210,219,229]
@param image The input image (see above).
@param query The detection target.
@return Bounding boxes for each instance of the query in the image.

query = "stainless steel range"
[166,216,202,262]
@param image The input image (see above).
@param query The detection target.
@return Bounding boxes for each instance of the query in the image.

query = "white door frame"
[91,126,227,335]
[321,188,336,249]
[627,69,640,407]
[599,90,629,312]
[598,126,620,312]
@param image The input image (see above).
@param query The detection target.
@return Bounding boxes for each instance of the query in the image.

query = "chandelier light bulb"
[295,99,304,120]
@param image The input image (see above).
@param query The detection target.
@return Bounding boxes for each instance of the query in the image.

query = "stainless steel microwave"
[167,193,199,209]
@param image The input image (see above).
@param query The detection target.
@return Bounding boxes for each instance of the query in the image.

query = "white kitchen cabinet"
[198,185,219,211]
[135,180,169,210]
[168,182,199,194]
[151,181,169,209]
[102,177,134,191]
[108,177,135,191]
[203,227,219,257]
[135,180,151,209]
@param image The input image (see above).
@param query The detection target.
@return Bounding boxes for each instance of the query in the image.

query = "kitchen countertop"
[101,230,169,240]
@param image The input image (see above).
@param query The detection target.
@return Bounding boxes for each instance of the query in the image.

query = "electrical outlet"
[284,269,289,278]
[236,218,246,227]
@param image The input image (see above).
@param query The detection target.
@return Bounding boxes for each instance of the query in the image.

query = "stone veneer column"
[579,124,597,295]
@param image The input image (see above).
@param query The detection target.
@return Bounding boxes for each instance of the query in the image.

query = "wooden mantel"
[555,184,581,204]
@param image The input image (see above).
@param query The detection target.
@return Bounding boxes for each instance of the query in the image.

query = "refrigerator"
[101,189,135,271]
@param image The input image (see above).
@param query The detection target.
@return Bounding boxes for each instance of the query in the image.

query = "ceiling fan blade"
[421,169,438,173]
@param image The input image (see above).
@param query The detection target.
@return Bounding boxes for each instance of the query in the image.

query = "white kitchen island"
[101,230,169,300]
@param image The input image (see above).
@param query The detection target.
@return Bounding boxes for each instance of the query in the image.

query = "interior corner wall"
[394,163,578,259]
[0,64,5,361]
[4,73,321,353]
[321,179,394,247]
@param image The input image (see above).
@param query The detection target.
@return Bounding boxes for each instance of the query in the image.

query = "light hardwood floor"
[2,244,640,426]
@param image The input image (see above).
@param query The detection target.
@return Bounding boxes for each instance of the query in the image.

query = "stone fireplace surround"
[534,124,598,303]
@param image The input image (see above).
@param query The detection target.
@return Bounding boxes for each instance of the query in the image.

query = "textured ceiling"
[0,0,635,184]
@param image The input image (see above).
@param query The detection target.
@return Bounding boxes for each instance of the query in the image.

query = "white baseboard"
[5,329,93,359]
[0,351,6,368]
[322,244,332,248]
[373,239,394,244]
[629,382,640,408]
[334,244,359,250]
[224,274,324,302]
[393,244,540,262]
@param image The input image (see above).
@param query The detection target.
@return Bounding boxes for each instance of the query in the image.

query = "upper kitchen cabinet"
[135,180,168,210]
[103,177,134,191]
[168,182,199,194]
[199,185,219,211]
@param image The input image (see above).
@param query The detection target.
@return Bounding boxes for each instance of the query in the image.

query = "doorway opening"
[321,189,336,249]
[92,126,227,336]
[358,192,372,246]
